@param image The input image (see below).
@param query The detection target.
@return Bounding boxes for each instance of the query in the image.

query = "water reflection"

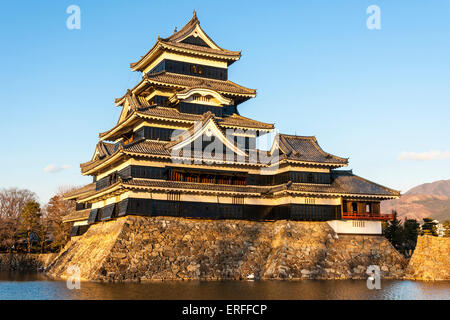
[0,272,448,300]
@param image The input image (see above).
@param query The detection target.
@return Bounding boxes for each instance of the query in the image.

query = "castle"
[63,12,400,236]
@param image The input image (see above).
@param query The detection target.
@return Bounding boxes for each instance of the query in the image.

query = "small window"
[366,203,371,213]
[342,200,348,213]
[307,173,314,183]
[352,221,365,228]
[352,202,358,213]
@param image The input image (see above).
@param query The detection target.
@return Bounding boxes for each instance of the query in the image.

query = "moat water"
[0,272,448,300]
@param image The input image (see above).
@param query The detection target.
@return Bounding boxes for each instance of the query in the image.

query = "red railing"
[341,212,393,221]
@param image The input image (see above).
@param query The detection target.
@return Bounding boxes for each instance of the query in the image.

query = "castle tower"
[64,12,400,237]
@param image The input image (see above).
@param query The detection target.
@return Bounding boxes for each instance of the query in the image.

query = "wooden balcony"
[341,212,393,221]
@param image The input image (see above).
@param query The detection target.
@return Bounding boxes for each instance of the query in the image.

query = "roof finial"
[193,9,197,18]
[174,26,177,33]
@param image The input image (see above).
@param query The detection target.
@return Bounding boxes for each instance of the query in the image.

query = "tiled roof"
[218,114,273,130]
[76,167,399,202]
[80,159,105,173]
[330,170,400,197]
[124,178,265,194]
[159,40,241,57]
[124,139,170,156]
[130,40,240,71]
[162,11,240,55]
[95,141,116,158]
[286,170,400,198]
[124,90,151,111]
[139,107,272,129]
[144,72,256,96]
[99,106,273,141]
[85,130,348,175]
[81,139,174,173]
[277,134,348,165]
[139,106,200,121]
[130,12,241,71]
[78,170,399,201]
[62,209,91,222]
[81,139,170,173]
[63,183,96,200]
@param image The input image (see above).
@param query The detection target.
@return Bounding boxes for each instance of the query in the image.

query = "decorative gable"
[166,11,222,50]
[168,114,247,163]
[91,141,115,161]
[169,88,234,106]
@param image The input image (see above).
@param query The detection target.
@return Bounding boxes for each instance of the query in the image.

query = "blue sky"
[0,1,449,204]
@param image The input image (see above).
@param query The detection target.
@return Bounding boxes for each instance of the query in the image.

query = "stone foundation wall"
[46,216,407,282]
[0,253,57,272]
[45,217,127,281]
[404,236,450,281]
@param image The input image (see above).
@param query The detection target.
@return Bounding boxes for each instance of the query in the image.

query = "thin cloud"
[398,150,450,161]
[44,164,71,173]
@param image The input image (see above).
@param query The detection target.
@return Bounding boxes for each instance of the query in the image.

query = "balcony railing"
[341,212,393,221]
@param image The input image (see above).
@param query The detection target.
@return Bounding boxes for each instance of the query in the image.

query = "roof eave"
[99,113,144,141]
[80,152,124,176]
[130,41,241,73]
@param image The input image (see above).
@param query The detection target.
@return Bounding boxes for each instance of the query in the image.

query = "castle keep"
[64,12,400,236]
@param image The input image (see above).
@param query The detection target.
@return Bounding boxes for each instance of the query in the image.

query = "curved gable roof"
[275,134,348,166]
[166,112,248,158]
[130,12,241,71]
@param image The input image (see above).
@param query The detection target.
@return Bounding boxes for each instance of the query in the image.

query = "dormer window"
[123,133,133,145]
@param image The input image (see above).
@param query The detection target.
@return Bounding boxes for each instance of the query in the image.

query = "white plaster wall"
[327,220,382,235]
[74,221,89,226]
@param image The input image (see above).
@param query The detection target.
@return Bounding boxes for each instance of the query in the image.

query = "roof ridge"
[278,134,295,155]
[279,133,315,140]
[160,40,241,55]
[163,11,200,42]
[162,11,240,55]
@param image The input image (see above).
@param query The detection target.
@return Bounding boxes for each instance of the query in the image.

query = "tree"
[421,218,438,236]
[0,188,37,252]
[46,191,74,251]
[37,210,51,253]
[383,210,404,249]
[18,200,41,253]
[402,218,420,256]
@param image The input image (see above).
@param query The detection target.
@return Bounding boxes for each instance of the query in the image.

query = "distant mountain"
[381,179,450,222]
[405,179,450,196]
